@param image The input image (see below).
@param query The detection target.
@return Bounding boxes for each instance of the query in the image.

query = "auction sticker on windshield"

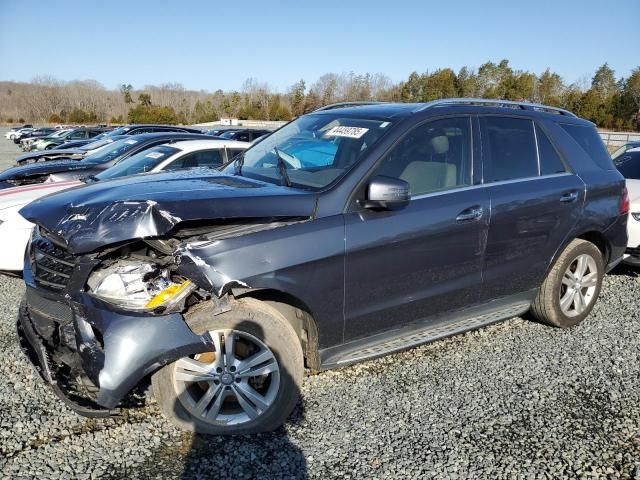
[145,152,165,159]
[325,126,369,139]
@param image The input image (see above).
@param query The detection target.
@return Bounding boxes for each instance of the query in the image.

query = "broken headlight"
[87,261,195,312]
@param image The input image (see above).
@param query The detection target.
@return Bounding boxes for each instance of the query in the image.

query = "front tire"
[152,298,303,435]
[531,239,604,328]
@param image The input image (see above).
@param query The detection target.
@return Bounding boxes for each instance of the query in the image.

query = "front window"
[222,114,393,190]
[95,145,180,180]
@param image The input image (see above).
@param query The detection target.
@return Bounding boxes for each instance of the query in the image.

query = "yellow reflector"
[145,280,192,309]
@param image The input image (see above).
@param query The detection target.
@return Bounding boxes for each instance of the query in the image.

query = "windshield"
[105,126,133,136]
[49,130,70,138]
[219,131,238,139]
[612,143,640,160]
[95,145,180,180]
[82,138,142,164]
[221,114,392,190]
[615,149,640,179]
[79,136,118,151]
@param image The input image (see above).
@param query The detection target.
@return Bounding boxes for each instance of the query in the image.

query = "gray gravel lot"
[0,127,22,170]
[1,126,640,478]
[1,269,640,479]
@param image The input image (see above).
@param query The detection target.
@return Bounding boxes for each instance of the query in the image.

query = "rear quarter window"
[559,123,614,170]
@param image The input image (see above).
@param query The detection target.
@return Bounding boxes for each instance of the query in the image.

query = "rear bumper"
[18,282,210,411]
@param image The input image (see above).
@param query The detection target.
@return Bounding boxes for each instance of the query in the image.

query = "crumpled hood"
[15,149,85,165]
[0,159,95,188]
[20,170,316,254]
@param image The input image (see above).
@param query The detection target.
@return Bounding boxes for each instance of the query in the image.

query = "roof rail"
[416,98,577,117]
[314,101,387,112]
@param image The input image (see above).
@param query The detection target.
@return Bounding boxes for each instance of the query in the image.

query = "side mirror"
[360,176,411,210]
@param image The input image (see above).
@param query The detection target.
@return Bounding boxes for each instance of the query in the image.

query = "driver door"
[343,116,490,341]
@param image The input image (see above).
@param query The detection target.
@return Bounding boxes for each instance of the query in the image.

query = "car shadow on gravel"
[607,263,639,277]
[176,320,308,479]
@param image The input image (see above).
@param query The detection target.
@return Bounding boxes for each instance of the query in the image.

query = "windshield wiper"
[83,174,100,183]
[234,151,245,176]
[273,147,292,187]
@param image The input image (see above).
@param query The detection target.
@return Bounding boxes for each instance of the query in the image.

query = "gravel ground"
[0,127,22,170]
[1,268,640,479]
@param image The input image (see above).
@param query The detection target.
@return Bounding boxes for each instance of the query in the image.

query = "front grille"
[25,287,73,324]
[32,236,77,290]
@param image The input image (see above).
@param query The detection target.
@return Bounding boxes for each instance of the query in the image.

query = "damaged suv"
[18,100,627,435]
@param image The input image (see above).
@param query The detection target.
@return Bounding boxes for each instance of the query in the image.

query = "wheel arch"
[232,288,321,371]
[542,229,611,285]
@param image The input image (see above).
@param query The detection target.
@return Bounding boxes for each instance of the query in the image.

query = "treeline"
[0,60,638,130]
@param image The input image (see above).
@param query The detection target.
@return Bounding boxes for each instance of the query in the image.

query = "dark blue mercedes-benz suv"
[17,99,628,435]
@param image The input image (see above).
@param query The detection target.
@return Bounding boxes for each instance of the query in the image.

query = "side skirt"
[319,291,535,368]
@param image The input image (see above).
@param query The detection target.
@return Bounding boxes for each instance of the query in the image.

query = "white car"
[614,147,640,266]
[5,128,35,141]
[0,139,249,272]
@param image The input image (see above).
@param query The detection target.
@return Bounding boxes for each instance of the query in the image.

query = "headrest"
[431,135,449,154]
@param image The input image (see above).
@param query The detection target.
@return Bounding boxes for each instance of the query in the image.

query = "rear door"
[480,116,585,300]
[344,116,490,341]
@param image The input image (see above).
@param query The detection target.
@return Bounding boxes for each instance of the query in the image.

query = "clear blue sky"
[0,0,638,92]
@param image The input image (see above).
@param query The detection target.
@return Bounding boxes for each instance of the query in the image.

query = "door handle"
[456,206,484,222]
[560,191,578,203]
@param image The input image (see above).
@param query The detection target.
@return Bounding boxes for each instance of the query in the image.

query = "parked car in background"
[17,127,56,141]
[0,132,211,188]
[217,128,271,142]
[0,139,249,271]
[94,139,248,181]
[15,136,126,165]
[4,125,33,140]
[28,127,108,150]
[16,99,627,435]
[611,141,640,161]
[105,124,204,136]
[19,128,74,150]
[7,127,35,141]
[613,147,640,265]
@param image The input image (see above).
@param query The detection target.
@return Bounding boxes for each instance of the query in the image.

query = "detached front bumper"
[18,284,210,413]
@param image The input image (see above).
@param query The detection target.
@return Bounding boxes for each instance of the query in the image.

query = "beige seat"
[400,161,457,194]
[399,135,458,194]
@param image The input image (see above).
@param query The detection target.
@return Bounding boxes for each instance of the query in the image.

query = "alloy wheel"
[172,329,280,426]
[559,253,598,317]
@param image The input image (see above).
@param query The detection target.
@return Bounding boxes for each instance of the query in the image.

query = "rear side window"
[167,149,223,170]
[559,123,613,170]
[481,117,538,182]
[535,125,566,175]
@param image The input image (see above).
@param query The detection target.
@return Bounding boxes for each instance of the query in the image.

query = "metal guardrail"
[599,131,640,147]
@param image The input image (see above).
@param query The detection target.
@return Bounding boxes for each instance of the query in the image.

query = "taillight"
[620,187,630,215]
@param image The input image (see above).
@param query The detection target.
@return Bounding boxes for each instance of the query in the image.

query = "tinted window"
[374,117,472,196]
[95,145,180,180]
[615,152,640,180]
[68,130,87,139]
[166,149,223,170]
[536,125,566,175]
[481,117,537,182]
[559,123,613,170]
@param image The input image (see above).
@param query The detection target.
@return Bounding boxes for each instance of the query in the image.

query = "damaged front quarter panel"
[172,218,309,296]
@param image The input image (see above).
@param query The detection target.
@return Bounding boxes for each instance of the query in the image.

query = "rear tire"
[152,298,303,435]
[531,239,604,328]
